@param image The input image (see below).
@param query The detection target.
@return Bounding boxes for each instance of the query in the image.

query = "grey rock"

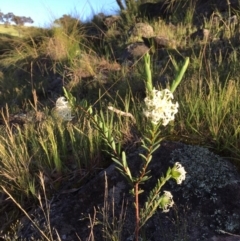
[142,36,177,49]
[13,142,240,241]
[128,23,154,43]
[104,15,121,28]
[122,42,150,62]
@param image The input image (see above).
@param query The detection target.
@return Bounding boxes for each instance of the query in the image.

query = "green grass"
[0,24,20,36]
[0,24,34,37]
[1,1,240,240]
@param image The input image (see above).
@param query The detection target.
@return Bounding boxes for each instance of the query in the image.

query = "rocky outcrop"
[14,142,240,241]
[122,22,176,62]
[142,36,177,49]
[122,42,150,61]
[138,0,240,26]
[128,23,154,43]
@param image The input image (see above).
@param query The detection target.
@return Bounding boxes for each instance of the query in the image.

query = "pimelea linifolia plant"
[53,87,76,121]
[94,53,189,241]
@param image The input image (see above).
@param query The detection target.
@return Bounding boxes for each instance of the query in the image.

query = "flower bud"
[159,191,174,212]
[171,162,186,185]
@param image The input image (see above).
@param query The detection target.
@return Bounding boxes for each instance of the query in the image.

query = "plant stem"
[135,183,140,241]
[134,124,159,240]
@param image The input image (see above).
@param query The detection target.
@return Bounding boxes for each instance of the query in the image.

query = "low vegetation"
[0,0,240,240]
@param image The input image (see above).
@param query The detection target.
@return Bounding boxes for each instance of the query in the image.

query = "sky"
[0,0,120,27]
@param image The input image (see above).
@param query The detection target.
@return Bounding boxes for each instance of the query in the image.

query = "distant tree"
[0,11,33,27]
[54,14,82,33]
[12,15,34,26]
[2,12,14,26]
[25,17,34,25]
[11,15,23,25]
[0,11,4,22]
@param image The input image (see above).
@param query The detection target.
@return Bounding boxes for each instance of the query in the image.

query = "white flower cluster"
[160,191,174,213]
[143,88,179,126]
[55,97,73,121]
[171,162,187,185]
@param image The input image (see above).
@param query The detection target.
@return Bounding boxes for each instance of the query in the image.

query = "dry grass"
[0,1,240,239]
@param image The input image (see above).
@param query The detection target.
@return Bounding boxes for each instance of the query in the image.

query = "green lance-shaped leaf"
[94,114,98,123]
[115,166,133,184]
[166,167,172,177]
[170,57,189,93]
[138,189,144,194]
[149,144,161,155]
[139,153,148,162]
[142,136,153,145]
[117,142,122,156]
[139,175,151,184]
[122,151,133,181]
[112,157,124,168]
[122,151,127,167]
[109,135,116,151]
[111,139,116,152]
[141,145,150,152]
[63,86,76,108]
[144,53,153,94]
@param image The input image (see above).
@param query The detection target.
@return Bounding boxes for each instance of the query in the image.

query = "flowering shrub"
[143,88,179,126]
[94,53,189,241]
[55,97,73,121]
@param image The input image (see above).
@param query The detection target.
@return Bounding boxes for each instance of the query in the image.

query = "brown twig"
[108,106,136,123]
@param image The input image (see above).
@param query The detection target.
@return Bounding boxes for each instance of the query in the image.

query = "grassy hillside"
[0,24,20,36]
[0,1,240,240]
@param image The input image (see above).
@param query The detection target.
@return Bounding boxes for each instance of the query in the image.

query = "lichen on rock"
[127,22,154,43]
[170,144,239,200]
[169,144,240,234]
